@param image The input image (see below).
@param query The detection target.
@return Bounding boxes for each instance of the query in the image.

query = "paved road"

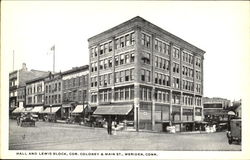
[9,119,241,151]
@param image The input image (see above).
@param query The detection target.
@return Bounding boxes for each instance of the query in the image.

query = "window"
[155,56,158,68]
[155,73,158,84]
[104,59,108,69]
[115,39,119,49]
[173,48,179,59]
[94,62,97,71]
[115,72,120,83]
[125,70,130,81]
[115,56,119,66]
[141,33,145,46]
[141,52,150,64]
[108,59,112,68]
[154,39,158,50]
[158,74,162,85]
[125,88,129,100]
[130,87,134,99]
[103,75,108,87]
[146,35,150,48]
[144,88,147,100]
[130,68,134,80]
[99,60,103,70]
[120,88,124,100]
[158,41,162,52]
[125,54,129,64]
[141,69,145,81]
[162,75,166,85]
[115,89,119,101]
[100,45,104,55]
[120,36,125,48]
[146,70,150,82]
[130,53,135,62]
[104,43,108,54]
[120,71,124,82]
[109,41,113,52]
[125,34,130,46]
[131,32,135,45]
[120,54,124,65]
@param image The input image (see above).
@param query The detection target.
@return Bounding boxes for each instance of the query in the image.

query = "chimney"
[22,63,27,71]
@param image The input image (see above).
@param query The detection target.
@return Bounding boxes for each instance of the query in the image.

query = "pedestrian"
[107,116,112,135]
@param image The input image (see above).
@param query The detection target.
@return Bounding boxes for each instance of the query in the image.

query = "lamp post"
[50,104,52,122]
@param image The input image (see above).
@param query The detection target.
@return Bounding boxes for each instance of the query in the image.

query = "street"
[9,119,241,151]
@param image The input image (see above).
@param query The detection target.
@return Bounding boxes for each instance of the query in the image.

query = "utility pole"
[53,46,55,73]
[13,50,15,71]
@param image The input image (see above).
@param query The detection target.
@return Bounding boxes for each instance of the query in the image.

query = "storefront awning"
[41,107,60,114]
[71,105,87,114]
[62,104,72,108]
[93,104,133,115]
[30,106,43,113]
[22,107,33,113]
[12,107,24,113]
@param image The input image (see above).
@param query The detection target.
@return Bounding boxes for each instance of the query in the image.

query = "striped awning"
[71,105,87,114]
[41,107,60,114]
[30,106,43,113]
[12,107,24,113]
[22,107,33,113]
[93,104,133,115]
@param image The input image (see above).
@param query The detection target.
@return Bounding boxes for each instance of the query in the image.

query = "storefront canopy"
[93,104,133,115]
[41,107,60,114]
[30,106,43,113]
[71,105,87,114]
[62,104,72,108]
[12,107,24,113]
[22,107,33,113]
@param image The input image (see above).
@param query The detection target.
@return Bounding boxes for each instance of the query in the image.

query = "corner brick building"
[88,16,205,132]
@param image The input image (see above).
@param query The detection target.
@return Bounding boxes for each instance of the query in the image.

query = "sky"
[2,1,249,101]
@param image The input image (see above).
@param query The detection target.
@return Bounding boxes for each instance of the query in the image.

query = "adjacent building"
[10,63,49,115]
[61,65,89,119]
[43,72,63,119]
[88,16,205,132]
[203,97,231,122]
[25,72,50,112]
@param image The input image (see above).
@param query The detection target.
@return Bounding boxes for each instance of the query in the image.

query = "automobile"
[19,113,35,127]
[226,119,241,144]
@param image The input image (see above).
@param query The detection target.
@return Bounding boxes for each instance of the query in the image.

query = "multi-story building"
[25,73,50,112]
[203,97,231,122]
[43,72,63,119]
[61,65,89,119]
[88,16,205,132]
[10,63,49,115]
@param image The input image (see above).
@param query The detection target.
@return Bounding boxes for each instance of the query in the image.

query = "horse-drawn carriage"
[17,113,36,127]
